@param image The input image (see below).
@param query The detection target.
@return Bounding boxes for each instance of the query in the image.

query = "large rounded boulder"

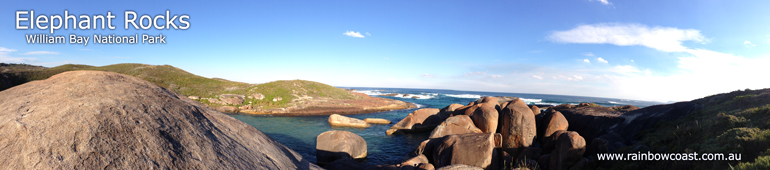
[549,131,586,170]
[432,133,496,169]
[389,108,442,134]
[328,114,371,128]
[429,115,483,139]
[499,99,537,156]
[539,110,569,145]
[471,103,499,133]
[0,71,320,169]
[316,130,368,165]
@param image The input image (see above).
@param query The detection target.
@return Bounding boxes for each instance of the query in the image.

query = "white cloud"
[549,23,706,52]
[383,57,390,60]
[631,60,635,62]
[744,41,755,48]
[583,59,591,63]
[0,52,37,63]
[532,75,543,79]
[366,32,371,36]
[547,23,770,102]
[592,0,611,5]
[463,71,487,77]
[597,57,608,63]
[490,75,503,78]
[0,47,17,52]
[583,52,595,56]
[343,31,365,38]
[23,51,59,55]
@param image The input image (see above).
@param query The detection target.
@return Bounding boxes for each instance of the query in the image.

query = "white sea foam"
[608,101,621,104]
[351,90,385,96]
[445,94,482,99]
[520,98,543,104]
[394,94,435,99]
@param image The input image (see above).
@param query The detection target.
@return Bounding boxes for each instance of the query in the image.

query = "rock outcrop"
[500,99,537,156]
[432,133,496,169]
[219,94,245,105]
[0,71,320,169]
[389,108,443,134]
[328,114,371,128]
[429,115,483,139]
[316,130,368,165]
[549,131,586,170]
[364,118,392,124]
[471,103,499,133]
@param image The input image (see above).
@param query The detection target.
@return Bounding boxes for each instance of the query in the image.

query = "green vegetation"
[0,63,357,109]
[611,89,770,170]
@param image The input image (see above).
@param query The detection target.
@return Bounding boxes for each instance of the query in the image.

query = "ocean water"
[230,88,660,165]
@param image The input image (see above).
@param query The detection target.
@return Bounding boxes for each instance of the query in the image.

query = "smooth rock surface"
[316,130,368,165]
[0,71,320,169]
[328,114,371,128]
[429,115,483,139]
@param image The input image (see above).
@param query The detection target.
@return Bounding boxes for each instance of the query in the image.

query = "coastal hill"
[0,70,322,169]
[0,63,414,115]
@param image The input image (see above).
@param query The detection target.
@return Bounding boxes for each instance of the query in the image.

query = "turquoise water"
[230,88,660,165]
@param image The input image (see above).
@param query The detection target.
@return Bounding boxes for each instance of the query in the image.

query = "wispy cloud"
[583,52,595,57]
[549,23,706,52]
[547,23,770,102]
[343,31,365,38]
[421,74,436,78]
[23,51,59,55]
[0,47,17,52]
[583,59,591,63]
[531,75,543,79]
[744,41,755,48]
[0,52,37,63]
[366,32,371,36]
[596,57,608,63]
[593,0,611,5]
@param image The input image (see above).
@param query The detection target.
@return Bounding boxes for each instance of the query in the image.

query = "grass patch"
[1,63,356,109]
[611,88,770,170]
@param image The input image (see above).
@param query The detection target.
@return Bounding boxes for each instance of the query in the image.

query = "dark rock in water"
[433,133,495,169]
[316,130,367,165]
[550,131,586,170]
[471,103,499,133]
[500,99,537,157]
[0,71,320,169]
[429,115,482,139]
[324,158,371,170]
[435,164,483,170]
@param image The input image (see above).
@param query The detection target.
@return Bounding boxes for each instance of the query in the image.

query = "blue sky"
[2,0,769,102]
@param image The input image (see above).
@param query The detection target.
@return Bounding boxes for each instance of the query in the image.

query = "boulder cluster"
[316,96,654,170]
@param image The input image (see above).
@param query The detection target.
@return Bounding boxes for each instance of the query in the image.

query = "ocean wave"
[608,101,621,104]
[351,90,385,96]
[520,98,543,103]
[445,94,482,99]
[393,94,435,99]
